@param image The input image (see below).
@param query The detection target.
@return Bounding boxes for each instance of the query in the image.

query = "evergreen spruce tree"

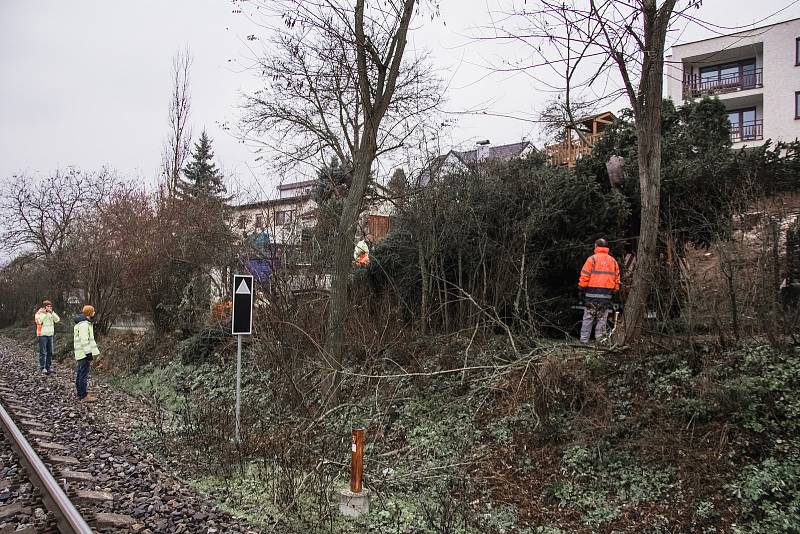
[311,158,349,268]
[171,130,231,333]
[387,168,409,198]
[177,130,226,200]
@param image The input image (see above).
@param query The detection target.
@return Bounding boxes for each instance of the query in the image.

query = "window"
[237,214,248,229]
[254,214,264,228]
[796,91,800,119]
[728,107,761,142]
[698,59,758,91]
[796,37,800,65]
[274,210,293,226]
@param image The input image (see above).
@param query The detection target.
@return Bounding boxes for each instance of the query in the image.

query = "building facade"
[666,17,800,148]
[232,181,395,268]
[422,140,536,183]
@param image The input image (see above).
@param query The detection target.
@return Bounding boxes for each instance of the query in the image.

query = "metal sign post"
[231,274,254,443]
[236,334,242,442]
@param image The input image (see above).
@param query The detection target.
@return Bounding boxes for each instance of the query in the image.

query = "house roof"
[277,180,316,191]
[421,140,536,181]
[453,140,535,166]
[573,111,617,130]
[421,154,451,178]
[670,16,800,49]
[232,181,392,212]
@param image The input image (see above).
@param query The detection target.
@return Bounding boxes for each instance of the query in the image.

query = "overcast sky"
[2,0,799,200]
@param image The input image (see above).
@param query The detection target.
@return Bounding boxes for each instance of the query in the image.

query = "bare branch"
[162,47,193,196]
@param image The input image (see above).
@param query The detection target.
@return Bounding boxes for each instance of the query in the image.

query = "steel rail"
[0,401,93,533]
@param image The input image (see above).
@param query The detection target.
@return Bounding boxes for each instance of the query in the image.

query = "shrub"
[177,326,228,365]
[546,444,674,528]
[370,157,629,335]
[728,453,800,533]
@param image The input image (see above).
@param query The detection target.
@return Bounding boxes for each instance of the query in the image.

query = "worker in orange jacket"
[578,238,620,343]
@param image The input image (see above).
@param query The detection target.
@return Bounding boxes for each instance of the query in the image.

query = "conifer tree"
[171,130,230,333]
[178,130,226,200]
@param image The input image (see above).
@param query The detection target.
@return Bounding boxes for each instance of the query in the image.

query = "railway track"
[0,387,98,532]
[0,338,261,533]
[0,378,140,532]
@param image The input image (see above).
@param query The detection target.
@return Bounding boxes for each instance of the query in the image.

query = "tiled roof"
[453,141,534,166]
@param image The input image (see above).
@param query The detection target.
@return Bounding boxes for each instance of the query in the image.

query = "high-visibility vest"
[354,240,370,261]
[35,309,60,337]
[354,239,370,265]
[73,316,100,360]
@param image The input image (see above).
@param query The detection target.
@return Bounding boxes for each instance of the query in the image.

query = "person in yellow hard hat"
[73,305,100,402]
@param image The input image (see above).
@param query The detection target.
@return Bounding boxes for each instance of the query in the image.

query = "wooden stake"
[350,428,365,493]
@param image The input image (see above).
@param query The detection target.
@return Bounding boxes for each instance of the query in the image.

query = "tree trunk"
[614,0,674,345]
[324,140,376,402]
[441,258,450,333]
[619,131,661,343]
[457,249,463,329]
[320,0,416,402]
[324,227,351,400]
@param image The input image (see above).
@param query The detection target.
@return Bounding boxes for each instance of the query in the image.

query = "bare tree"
[487,0,702,344]
[539,96,597,143]
[240,0,442,400]
[0,167,114,258]
[0,167,115,310]
[78,185,157,333]
[162,46,193,197]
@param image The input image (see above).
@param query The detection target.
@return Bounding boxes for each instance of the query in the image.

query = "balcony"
[730,119,763,144]
[683,68,763,99]
[544,111,616,167]
[545,133,600,167]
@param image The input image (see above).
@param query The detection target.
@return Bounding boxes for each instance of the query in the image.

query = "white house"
[232,180,396,269]
[422,140,537,183]
[666,17,800,148]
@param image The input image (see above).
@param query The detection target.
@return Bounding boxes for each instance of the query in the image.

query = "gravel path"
[0,337,262,533]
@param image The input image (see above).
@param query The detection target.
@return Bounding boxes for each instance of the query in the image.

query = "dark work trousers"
[37,335,53,371]
[75,355,93,399]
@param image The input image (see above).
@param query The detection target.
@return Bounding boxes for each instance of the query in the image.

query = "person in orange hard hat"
[73,305,100,402]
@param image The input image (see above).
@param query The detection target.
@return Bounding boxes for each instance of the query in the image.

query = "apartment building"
[666,17,800,148]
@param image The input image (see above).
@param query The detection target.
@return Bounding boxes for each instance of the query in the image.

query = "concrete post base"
[339,488,370,518]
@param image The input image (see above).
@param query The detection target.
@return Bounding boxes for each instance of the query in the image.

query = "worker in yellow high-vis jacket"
[73,305,100,402]
[34,300,60,375]
[353,233,373,266]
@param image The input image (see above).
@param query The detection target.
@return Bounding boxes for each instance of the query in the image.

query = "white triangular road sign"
[235,279,251,295]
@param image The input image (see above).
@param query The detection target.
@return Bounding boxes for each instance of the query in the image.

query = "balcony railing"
[545,133,602,167]
[730,119,763,144]
[683,68,763,98]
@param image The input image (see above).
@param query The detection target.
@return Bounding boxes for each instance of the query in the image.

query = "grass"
[93,331,800,533]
